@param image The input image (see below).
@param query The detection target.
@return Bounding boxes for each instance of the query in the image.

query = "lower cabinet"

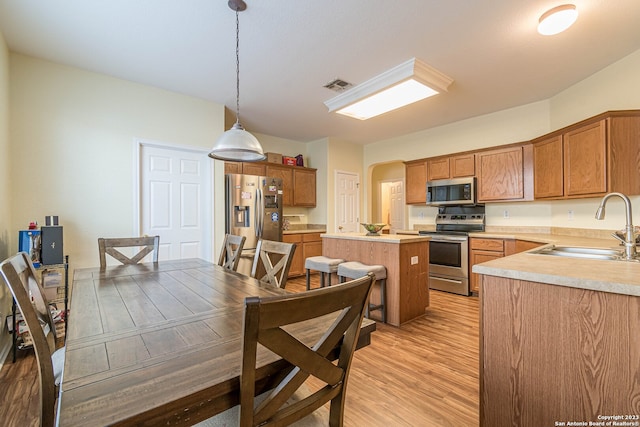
[469,238,505,293]
[282,234,303,277]
[283,232,323,278]
[469,238,543,293]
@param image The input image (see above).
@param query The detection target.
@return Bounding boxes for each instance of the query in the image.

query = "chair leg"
[327,272,332,287]
[380,279,386,323]
[320,272,326,288]
[306,269,311,291]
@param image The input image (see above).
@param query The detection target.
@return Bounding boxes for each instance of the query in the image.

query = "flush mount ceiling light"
[209,0,265,162]
[537,4,578,36]
[323,58,453,120]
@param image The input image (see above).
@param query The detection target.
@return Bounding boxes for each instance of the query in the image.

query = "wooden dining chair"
[250,239,296,288]
[0,252,66,427]
[218,233,247,271]
[98,235,160,269]
[201,272,375,427]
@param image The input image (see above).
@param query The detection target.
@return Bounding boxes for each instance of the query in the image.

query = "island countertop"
[321,232,430,243]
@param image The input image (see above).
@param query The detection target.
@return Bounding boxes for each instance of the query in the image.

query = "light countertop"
[283,229,326,235]
[472,231,640,297]
[321,232,431,243]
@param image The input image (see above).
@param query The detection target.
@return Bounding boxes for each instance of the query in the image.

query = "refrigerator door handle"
[256,187,264,237]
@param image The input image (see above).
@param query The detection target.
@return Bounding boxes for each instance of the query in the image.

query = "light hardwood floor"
[0,274,479,427]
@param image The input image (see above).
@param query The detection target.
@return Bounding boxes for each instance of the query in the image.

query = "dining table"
[57,258,376,426]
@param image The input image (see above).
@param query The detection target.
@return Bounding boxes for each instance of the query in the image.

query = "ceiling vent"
[323,78,353,92]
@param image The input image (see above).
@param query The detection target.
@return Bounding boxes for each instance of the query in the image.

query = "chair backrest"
[218,233,247,271]
[0,252,58,427]
[250,239,296,288]
[98,236,159,269]
[239,272,375,426]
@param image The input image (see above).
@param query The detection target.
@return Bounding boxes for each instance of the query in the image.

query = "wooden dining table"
[57,259,376,426]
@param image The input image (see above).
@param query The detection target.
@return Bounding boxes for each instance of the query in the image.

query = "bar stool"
[337,261,387,323]
[304,256,346,290]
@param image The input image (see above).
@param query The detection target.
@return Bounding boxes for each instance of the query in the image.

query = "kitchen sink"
[532,245,625,261]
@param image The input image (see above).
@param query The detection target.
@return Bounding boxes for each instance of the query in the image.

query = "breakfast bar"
[321,233,430,326]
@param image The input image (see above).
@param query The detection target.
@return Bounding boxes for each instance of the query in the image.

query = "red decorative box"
[282,156,296,165]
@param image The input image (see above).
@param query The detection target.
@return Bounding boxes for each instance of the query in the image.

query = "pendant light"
[209,0,266,162]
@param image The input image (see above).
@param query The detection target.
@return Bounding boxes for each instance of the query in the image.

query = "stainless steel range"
[419,205,485,296]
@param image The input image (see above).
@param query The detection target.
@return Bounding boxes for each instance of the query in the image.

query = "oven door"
[428,236,468,278]
[428,235,470,296]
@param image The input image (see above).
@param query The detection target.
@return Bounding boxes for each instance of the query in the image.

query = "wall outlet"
[568,209,574,220]
[411,256,418,265]
[503,210,510,219]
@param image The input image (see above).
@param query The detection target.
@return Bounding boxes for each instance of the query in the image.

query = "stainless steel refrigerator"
[225,173,283,275]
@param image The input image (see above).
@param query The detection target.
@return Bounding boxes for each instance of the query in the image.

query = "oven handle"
[429,236,468,242]
[430,276,464,284]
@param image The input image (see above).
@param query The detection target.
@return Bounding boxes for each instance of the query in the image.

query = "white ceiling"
[0,0,639,144]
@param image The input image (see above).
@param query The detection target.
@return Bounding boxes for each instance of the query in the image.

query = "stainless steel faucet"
[595,192,637,260]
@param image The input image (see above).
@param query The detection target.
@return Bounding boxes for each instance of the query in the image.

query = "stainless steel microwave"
[426,177,476,206]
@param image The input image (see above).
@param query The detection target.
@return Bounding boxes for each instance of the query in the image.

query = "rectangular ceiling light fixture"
[324,58,453,120]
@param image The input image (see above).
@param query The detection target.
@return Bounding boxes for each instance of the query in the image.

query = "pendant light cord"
[235,9,241,124]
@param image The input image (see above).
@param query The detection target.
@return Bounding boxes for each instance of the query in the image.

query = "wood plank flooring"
[0,273,479,426]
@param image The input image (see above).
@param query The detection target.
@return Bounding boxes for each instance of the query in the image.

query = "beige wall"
[9,53,226,269]
[0,28,12,363]
[325,138,363,233]
[363,47,640,231]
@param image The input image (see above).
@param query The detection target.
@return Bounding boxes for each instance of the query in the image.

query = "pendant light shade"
[210,122,265,161]
[209,0,266,162]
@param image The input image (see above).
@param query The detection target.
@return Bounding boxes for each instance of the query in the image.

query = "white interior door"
[138,141,212,261]
[389,180,405,233]
[335,171,359,233]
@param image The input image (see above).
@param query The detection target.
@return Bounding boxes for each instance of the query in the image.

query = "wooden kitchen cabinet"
[469,238,543,292]
[224,161,242,174]
[533,121,606,199]
[427,157,450,181]
[293,168,316,206]
[475,144,533,203]
[427,153,475,181]
[284,232,323,277]
[532,135,564,198]
[469,238,505,293]
[302,232,323,260]
[223,161,266,176]
[265,164,293,206]
[405,159,427,204]
[241,162,267,176]
[282,234,303,277]
[224,161,317,207]
[533,111,640,199]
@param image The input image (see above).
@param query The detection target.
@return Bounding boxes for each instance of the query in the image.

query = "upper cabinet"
[533,111,640,200]
[292,168,316,207]
[427,153,475,181]
[265,164,294,206]
[405,159,427,205]
[532,135,564,198]
[224,162,317,207]
[476,144,533,203]
[223,161,266,176]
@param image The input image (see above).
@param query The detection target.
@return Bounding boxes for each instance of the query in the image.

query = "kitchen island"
[474,248,640,426]
[321,233,430,326]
